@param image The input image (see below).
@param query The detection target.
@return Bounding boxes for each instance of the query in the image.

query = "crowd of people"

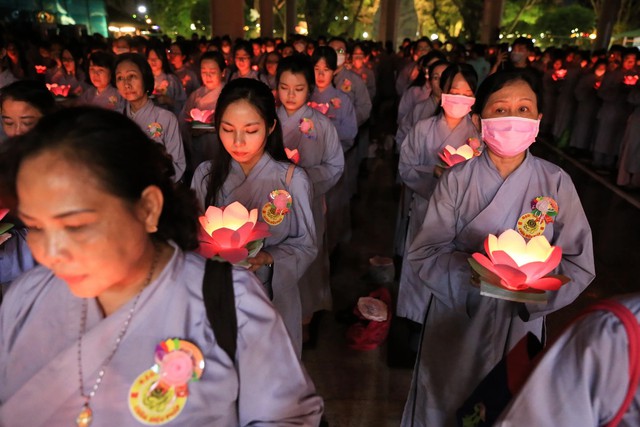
[0,25,638,426]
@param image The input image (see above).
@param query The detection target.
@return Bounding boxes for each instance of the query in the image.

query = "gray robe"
[77,85,124,111]
[0,245,323,426]
[401,151,595,427]
[496,293,640,427]
[124,100,186,182]
[310,86,358,252]
[153,72,187,116]
[278,105,344,319]
[181,85,224,171]
[617,82,640,186]
[569,71,602,150]
[191,154,317,356]
[397,114,480,323]
[333,68,372,127]
[396,85,431,148]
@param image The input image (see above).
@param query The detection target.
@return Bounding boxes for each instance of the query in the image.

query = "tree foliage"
[150,0,206,36]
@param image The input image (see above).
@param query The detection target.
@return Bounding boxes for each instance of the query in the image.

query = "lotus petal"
[456,144,475,159]
[489,250,520,269]
[490,263,529,290]
[0,208,8,221]
[518,247,562,282]
[527,276,567,291]
[222,201,253,229]
[248,221,271,241]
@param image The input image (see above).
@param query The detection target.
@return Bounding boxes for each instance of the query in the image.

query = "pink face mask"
[441,94,476,119]
[481,116,540,157]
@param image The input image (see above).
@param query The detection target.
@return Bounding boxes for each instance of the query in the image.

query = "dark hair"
[233,40,253,58]
[170,40,189,59]
[311,46,337,70]
[204,78,288,206]
[88,51,115,85]
[512,37,534,52]
[114,53,155,95]
[428,60,450,84]
[199,51,226,72]
[439,63,478,94]
[0,80,55,115]
[351,41,370,57]
[472,70,543,116]
[276,54,314,92]
[0,107,199,250]
[410,51,447,88]
[146,44,173,75]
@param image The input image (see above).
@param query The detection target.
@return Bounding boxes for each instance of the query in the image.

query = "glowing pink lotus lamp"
[439,138,481,167]
[189,108,215,124]
[196,201,271,265]
[46,83,71,97]
[469,229,570,303]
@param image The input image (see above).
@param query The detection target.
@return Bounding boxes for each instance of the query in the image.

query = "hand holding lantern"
[196,201,271,266]
[468,229,570,303]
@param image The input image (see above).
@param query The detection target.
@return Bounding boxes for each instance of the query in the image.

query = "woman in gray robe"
[276,56,344,327]
[0,106,323,427]
[192,78,318,356]
[617,81,640,188]
[401,71,595,427]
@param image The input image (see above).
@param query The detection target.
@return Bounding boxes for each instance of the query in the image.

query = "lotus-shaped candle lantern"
[189,108,215,124]
[438,138,481,167]
[469,229,570,303]
[46,83,71,97]
[552,69,567,81]
[624,75,639,86]
[34,65,47,74]
[285,148,300,164]
[196,201,271,265]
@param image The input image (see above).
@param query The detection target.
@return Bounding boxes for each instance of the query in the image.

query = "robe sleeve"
[406,171,474,314]
[305,119,344,196]
[233,268,324,426]
[495,308,631,427]
[598,72,621,102]
[398,120,438,199]
[397,88,414,125]
[160,110,187,182]
[352,75,372,126]
[522,172,595,320]
[190,161,212,211]
[0,227,35,287]
[264,168,318,281]
[338,96,358,143]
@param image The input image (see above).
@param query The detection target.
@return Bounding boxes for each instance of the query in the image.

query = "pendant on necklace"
[76,403,93,427]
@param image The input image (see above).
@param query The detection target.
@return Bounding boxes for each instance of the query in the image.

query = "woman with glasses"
[226,41,259,82]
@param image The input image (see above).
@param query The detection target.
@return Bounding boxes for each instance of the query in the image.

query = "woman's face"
[1,99,43,137]
[147,50,163,75]
[200,59,223,90]
[265,54,279,76]
[234,48,251,74]
[447,72,474,97]
[88,62,111,91]
[61,49,76,74]
[278,70,309,115]
[314,58,334,90]
[219,99,271,173]
[480,79,540,120]
[351,47,365,69]
[17,151,154,299]
[168,44,185,69]
[115,60,146,105]
[430,64,448,98]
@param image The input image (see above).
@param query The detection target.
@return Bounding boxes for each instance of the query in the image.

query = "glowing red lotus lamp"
[46,83,71,97]
[439,138,481,167]
[196,201,271,265]
[189,108,215,124]
[468,229,570,303]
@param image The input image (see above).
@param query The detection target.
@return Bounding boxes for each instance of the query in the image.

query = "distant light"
[343,16,348,20]
[137,5,147,14]
[256,23,261,28]
[532,39,536,43]
[132,14,136,18]
[430,33,438,40]
[108,25,120,32]
[243,26,250,31]
[335,16,339,21]
[145,18,151,24]
[120,26,136,33]
[363,31,369,39]
[151,25,159,30]
[499,34,503,39]
[190,23,196,31]
[589,33,597,40]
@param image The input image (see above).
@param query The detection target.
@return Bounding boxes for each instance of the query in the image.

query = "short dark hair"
[512,37,534,52]
[199,51,226,72]
[1,80,55,115]
[0,107,199,250]
[311,46,337,70]
[276,54,314,92]
[114,53,155,95]
[472,69,543,116]
[439,63,478,95]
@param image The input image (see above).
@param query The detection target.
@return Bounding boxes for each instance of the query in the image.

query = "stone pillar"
[260,0,274,38]
[285,0,296,39]
[594,0,621,50]
[211,0,244,39]
[377,0,397,45]
[479,0,505,44]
